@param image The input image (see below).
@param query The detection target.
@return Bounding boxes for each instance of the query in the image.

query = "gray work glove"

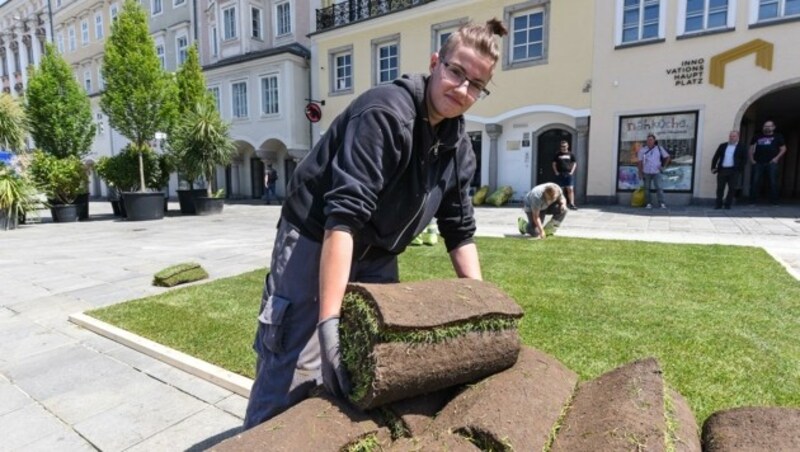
[317,316,351,399]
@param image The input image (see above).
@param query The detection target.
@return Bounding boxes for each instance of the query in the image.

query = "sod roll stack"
[340,279,524,410]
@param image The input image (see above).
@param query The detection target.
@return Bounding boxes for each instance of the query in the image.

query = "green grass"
[88,236,800,423]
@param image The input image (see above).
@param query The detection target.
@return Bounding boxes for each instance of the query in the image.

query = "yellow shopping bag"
[631,187,646,207]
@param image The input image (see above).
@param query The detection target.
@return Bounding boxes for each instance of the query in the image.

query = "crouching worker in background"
[243,18,509,430]
[517,182,568,240]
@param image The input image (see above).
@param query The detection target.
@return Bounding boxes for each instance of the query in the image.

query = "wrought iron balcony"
[316,0,436,32]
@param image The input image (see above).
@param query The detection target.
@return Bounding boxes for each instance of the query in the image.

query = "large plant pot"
[50,204,80,223]
[110,199,122,216]
[1,209,18,230]
[76,193,90,221]
[194,197,224,216]
[177,188,207,215]
[122,192,165,221]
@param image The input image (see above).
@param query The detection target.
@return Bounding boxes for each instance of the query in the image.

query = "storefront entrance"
[740,83,800,203]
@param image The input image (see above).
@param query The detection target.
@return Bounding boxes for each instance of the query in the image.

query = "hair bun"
[486,18,508,37]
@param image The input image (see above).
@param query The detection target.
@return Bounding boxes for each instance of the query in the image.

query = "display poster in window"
[617,112,698,192]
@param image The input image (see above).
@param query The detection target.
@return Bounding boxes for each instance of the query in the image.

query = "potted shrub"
[100,0,178,221]
[96,144,168,219]
[170,102,235,216]
[25,43,95,220]
[0,163,37,230]
[28,151,88,223]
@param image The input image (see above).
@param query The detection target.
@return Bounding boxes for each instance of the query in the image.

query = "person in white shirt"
[636,133,671,209]
[711,130,747,210]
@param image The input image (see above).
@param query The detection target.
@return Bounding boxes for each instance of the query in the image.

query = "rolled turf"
[339,279,524,410]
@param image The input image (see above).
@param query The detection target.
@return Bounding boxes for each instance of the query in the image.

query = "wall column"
[17,30,28,91]
[575,116,590,204]
[485,123,503,192]
[1,41,12,95]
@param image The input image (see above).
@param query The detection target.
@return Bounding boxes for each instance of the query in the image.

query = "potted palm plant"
[172,44,212,215]
[0,163,37,230]
[170,102,235,215]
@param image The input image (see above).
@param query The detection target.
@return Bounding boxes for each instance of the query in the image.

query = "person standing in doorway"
[637,133,671,209]
[749,120,787,205]
[552,140,577,210]
[264,163,278,205]
[711,130,747,210]
[243,18,507,430]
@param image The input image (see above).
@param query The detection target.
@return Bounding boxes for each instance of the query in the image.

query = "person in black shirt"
[749,120,787,204]
[551,140,577,210]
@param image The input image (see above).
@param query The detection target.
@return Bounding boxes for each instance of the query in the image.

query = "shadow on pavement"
[186,427,242,451]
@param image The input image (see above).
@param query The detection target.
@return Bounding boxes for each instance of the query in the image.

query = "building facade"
[0,0,51,97]
[309,0,596,202]
[589,0,800,205]
[195,0,314,200]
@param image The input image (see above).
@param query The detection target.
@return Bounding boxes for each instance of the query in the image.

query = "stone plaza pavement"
[1,201,798,451]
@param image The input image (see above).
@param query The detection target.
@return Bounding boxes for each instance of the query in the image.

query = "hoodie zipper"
[390,192,428,251]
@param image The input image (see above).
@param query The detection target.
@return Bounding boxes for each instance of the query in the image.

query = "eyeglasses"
[440,61,491,100]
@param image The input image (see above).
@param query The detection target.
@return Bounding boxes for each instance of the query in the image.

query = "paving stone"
[215,394,248,420]
[126,406,243,452]
[73,382,208,451]
[0,320,76,368]
[5,344,130,400]
[0,403,67,450]
[41,371,159,425]
[0,378,33,416]
[18,426,96,452]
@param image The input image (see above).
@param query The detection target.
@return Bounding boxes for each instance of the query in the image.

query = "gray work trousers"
[243,220,398,429]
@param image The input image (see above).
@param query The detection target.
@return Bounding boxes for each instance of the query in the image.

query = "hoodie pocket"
[257,294,290,354]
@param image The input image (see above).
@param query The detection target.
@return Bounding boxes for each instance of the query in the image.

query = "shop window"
[616,112,698,193]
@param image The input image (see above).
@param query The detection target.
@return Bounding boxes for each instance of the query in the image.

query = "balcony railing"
[316,0,436,32]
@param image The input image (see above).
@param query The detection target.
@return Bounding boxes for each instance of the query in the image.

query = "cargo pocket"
[257,294,290,354]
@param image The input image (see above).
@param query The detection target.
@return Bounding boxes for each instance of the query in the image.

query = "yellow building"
[310,0,595,202]
[589,0,800,205]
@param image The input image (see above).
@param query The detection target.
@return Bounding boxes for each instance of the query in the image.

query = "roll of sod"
[340,279,524,410]
[152,262,208,287]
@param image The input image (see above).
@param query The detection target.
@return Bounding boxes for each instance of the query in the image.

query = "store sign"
[666,59,705,86]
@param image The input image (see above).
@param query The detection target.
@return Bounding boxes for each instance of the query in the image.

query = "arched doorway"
[535,128,574,186]
[738,82,800,203]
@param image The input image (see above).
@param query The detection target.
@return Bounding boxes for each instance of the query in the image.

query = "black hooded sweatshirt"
[281,73,477,257]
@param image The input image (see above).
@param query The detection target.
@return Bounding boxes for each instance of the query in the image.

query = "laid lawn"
[88,236,800,423]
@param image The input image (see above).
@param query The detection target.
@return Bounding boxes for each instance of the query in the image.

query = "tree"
[0,94,28,152]
[171,102,235,197]
[100,0,177,192]
[176,44,212,115]
[25,43,95,159]
[172,43,213,187]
